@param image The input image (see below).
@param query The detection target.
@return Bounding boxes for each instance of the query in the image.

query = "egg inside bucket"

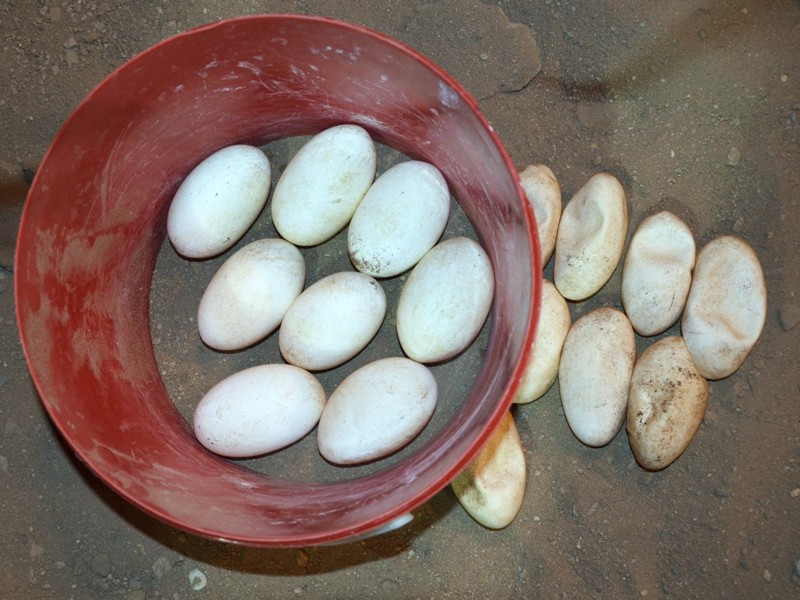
[15,15,540,547]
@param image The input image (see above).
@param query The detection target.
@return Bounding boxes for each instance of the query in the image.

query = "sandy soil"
[1,1,799,599]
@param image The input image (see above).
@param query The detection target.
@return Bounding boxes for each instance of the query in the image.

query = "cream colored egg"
[317,357,437,465]
[519,164,562,267]
[193,364,325,458]
[554,173,628,301]
[196,238,305,351]
[451,410,526,529]
[681,235,766,380]
[621,211,696,336]
[558,307,636,447]
[271,124,376,246]
[627,336,709,471]
[348,160,450,278]
[514,280,571,404]
[279,271,386,371]
[167,144,271,258]
[396,236,494,363]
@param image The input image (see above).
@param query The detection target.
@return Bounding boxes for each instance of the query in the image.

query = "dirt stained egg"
[519,164,562,267]
[167,144,271,258]
[558,307,636,447]
[348,160,450,278]
[279,271,386,371]
[451,410,526,529]
[271,124,377,246]
[554,172,628,301]
[626,336,709,471]
[513,279,571,404]
[197,238,305,351]
[193,364,326,458]
[396,236,494,363]
[621,211,696,336]
[317,357,438,465]
[681,235,766,380]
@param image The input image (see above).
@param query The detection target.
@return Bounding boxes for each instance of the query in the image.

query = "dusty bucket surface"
[15,14,541,547]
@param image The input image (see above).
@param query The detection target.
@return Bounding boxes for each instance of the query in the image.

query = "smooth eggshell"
[197,238,305,351]
[271,124,376,246]
[193,364,325,458]
[681,235,767,380]
[397,236,494,363]
[279,271,386,371]
[627,336,709,471]
[559,307,636,447]
[621,211,696,336]
[167,145,271,258]
[348,160,450,278]
[519,164,562,267]
[451,410,526,529]
[317,357,438,465]
[554,172,628,301]
[514,280,571,404]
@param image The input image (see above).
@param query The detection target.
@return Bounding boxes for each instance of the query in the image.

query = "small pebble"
[188,568,207,591]
[90,553,111,576]
[762,569,771,582]
[779,304,800,331]
[726,147,741,167]
[296,549,310,568]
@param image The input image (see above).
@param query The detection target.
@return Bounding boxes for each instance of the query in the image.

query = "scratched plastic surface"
[14,14,541,547]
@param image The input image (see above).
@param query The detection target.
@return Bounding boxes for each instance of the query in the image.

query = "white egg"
[317,357,438,465]
[627,336,709,471]
[513,280,571,404]
[193,364,325,458]
[348,160,450,278]
[681,235,767,380]
[558,307,636,447]
[279,271,386,371]
[271,124,376,246]
[167,144,271,258]
[197,238,305,351]
[451,410,526,529]
[519,164,562,267]
[554,172,628,301]
[396,236,494,363]
[621,211,696,336]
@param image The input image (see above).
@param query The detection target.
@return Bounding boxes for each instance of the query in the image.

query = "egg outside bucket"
[14,14,541,547]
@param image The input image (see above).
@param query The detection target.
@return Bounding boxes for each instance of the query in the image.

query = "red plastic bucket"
[15,14,541,546]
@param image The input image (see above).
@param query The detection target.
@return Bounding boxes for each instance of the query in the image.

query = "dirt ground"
[1,1,799,599]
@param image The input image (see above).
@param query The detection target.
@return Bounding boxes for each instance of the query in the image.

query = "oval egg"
[396,236,494,364]
[348,160,450,278]
[514,279,571,404]
[279,271,386,371]
[621,211,696,336]
[197,238,305,351]
[554,172,628,301]
[519,164,562,267]
[627,336,709,471]
[317,357,438,465]
[193,364,325,458]
[681,235,767,380]
[558,307,636,447]
[167,144,271,258]
[451,410,526,529]
[271,124,376,246]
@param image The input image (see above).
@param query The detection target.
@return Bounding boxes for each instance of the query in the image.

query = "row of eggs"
[450,167,767,530]
[165,125,494,465]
